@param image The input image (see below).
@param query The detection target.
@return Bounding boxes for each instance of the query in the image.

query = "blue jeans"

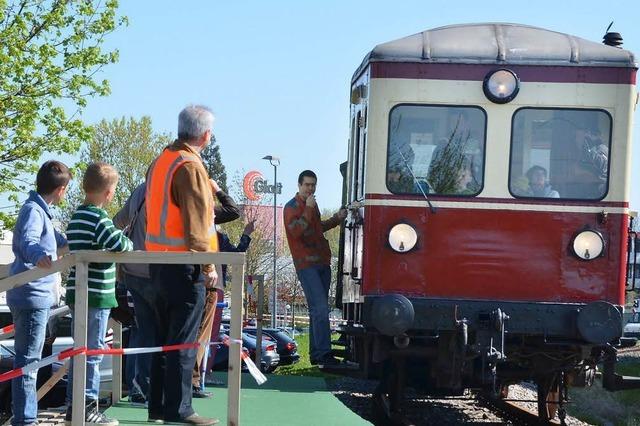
[297,265,332,360]
[10,307,50,426]
[123,273,156,399]
[66,307,111,404]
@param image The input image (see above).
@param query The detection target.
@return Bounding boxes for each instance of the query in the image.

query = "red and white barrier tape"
[0,346,85,383]
[0,324,14,337]
[0,337,266,385]
[222,336,267,385]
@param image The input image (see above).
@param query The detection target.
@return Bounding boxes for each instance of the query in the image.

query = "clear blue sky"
[76,0,639,211]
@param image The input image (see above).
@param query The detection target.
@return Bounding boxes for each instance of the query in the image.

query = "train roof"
[353,23,637,82]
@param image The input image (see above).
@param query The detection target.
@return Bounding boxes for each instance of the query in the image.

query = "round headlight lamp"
[572,230,605,260]
[483,69,520,104]
[388,223,418,253]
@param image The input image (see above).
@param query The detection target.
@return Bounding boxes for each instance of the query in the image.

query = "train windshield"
[387,105,486,196]
[509,108,611,200]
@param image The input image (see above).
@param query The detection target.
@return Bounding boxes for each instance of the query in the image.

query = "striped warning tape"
[0,324,14,337]
[0,336,265,385]
[0,346,85,383]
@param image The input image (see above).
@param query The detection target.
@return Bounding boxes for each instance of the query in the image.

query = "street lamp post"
[262,155,280,328]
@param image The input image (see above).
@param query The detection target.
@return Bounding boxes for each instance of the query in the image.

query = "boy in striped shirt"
[65,162,133,426]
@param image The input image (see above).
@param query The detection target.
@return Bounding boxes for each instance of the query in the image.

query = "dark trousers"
[123,273,157,400]
[148,264,205,421]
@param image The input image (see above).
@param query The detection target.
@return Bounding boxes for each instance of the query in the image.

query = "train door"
[342,97,367,317]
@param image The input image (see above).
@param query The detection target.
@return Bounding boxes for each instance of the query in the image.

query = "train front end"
[338,23,639,418]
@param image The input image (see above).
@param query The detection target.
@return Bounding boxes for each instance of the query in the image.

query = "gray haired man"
[144,105,219,425]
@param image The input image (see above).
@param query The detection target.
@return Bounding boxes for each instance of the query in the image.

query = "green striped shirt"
[66,204,133,308]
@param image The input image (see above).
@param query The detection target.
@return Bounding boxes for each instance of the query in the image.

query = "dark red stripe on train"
[361,204,627,304]
[370,62,637,84]
[365,193,629,208]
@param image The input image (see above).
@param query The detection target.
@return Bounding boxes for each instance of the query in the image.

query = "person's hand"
[305,194,317,209]
[210,179,221,193]
[243,220,256,236]
[336,208,348,221]
[36,255,52,269]
[204,265,218,289]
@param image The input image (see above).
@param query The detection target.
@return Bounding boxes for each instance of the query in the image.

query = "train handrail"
[0,250,246,426]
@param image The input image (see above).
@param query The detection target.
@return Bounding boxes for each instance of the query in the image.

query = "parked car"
[623,312,640,338]
[0,305,113,401]
[0,343,70,423]
[212,329,280,373]
[243,327,300,366]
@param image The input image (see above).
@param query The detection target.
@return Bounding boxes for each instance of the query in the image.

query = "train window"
[387,105,486,196]
[509,108,611,200]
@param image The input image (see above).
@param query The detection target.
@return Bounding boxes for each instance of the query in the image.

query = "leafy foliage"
[201,136,228,192]
[0,0,126,229]
[427,119,471,194]
[58,116,171,222]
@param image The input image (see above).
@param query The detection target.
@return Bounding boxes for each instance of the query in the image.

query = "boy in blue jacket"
[7,160,72,426]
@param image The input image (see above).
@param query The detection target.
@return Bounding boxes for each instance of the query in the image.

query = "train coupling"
[602,344,640,391]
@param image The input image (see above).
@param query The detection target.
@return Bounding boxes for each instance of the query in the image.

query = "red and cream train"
[336,23,639,421]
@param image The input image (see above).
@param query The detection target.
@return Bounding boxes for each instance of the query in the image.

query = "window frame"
[385,103,488,197]
[507,106,613,202]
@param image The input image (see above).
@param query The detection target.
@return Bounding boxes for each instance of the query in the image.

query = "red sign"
[243,171,264,201]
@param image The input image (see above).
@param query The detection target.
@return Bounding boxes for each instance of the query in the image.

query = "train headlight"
[483,69,519,104]
[388,223,418,252]
[572,230,605,260]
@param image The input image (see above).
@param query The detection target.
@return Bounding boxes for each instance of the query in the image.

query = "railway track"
[476,392,563,426]
[329,377,592,425]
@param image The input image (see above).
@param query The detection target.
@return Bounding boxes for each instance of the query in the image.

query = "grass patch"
[567,356,640,425]
[273,332,341,378]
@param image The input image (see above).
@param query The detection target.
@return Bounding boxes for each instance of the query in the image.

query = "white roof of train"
[354,23,637,81]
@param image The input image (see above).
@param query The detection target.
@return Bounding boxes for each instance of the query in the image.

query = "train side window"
[386,104,486,196]
[351,111,362,200]
[509,108,611,200]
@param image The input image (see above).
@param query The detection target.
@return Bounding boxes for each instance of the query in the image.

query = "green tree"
[59,116,171,222]
[201,136,228,192]
[0,0,126,229]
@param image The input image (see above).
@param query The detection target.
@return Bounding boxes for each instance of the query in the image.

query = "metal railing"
[0,250,245,426]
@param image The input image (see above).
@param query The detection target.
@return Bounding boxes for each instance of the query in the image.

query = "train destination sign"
[243,170,282,201]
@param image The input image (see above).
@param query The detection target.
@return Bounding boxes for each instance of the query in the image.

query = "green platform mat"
[106,373,371,426]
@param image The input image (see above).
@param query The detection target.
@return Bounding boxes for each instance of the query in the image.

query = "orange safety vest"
[145,148,219,252]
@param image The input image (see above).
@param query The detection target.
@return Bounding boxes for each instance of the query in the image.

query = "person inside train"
[525,165,560,198]
[453,164,478,195]
[561,125,609,199]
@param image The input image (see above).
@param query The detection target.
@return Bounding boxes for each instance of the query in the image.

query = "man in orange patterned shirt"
[283,170,346,365]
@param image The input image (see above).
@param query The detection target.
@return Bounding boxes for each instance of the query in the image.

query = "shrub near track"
[567,353,640,425]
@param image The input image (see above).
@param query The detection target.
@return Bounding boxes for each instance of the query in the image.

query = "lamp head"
[262,155,280,166]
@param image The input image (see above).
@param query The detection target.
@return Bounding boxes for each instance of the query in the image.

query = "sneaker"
[66,399,119,426]
[85,409,119,426]
[128,393,147,407]
[192,386,213,399]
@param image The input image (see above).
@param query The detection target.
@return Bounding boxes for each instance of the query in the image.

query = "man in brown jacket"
[145,105,219,426]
